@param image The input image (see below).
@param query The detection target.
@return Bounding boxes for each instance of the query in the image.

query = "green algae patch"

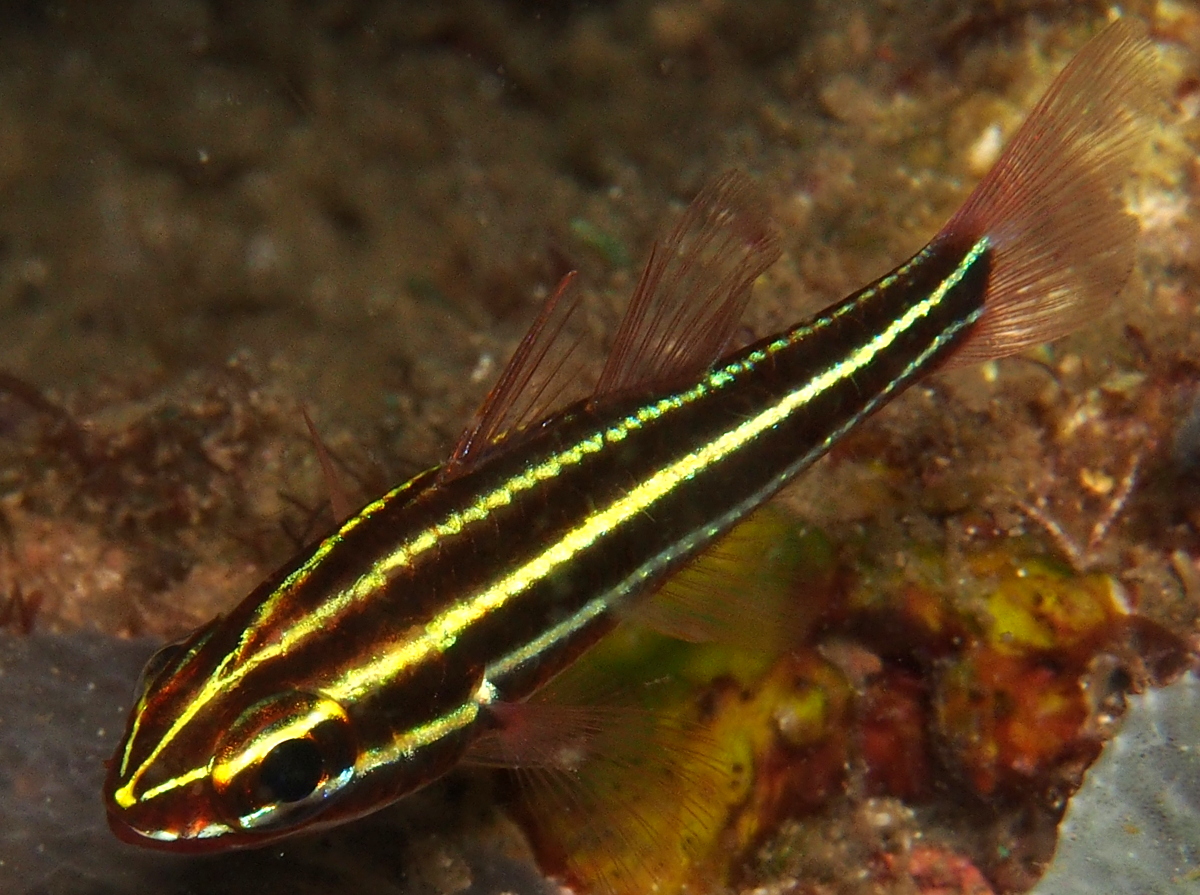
[970,550,1127,657]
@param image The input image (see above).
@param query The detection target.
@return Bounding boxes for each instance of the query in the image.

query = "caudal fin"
[939,18,1161,368]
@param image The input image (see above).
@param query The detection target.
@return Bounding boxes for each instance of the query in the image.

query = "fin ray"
[595,171,781,399]
[445,171,780,477]
[301,406,353,524]
[631,506,830,652]
[939,18,1160,367]
[441,271,589,479]
[466,699,725,895]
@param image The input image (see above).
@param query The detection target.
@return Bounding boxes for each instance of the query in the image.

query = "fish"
[104,15,1159,883]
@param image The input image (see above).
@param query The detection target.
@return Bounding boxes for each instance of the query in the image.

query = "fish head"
[104,613,360,851]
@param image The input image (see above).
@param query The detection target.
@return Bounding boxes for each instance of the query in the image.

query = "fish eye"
[212,691,356,832]
[256,738,325,804]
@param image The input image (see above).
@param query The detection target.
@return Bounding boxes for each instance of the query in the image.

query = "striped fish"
[105,18,1158,889]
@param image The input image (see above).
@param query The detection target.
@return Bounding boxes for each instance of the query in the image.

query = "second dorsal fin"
[441,172,781,481]
[595,171,781,398]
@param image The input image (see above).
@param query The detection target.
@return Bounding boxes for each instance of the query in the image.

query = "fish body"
[107,232,986,846]
[105,18,1159,867]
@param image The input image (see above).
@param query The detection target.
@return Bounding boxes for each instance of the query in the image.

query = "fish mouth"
[105,809,237,853]
[103,766,239,854]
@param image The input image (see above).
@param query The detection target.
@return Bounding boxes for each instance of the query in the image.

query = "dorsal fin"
[441,172,782,481]
[441,271,587,481]
[301,406,353,524]
[595,171,781,398]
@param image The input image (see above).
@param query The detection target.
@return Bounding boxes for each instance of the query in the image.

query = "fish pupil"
[257,738,324,803]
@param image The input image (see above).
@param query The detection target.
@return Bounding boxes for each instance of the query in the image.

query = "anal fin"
[632,505,836,654]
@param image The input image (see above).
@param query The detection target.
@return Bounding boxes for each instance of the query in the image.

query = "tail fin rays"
[940,18,1161,368]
